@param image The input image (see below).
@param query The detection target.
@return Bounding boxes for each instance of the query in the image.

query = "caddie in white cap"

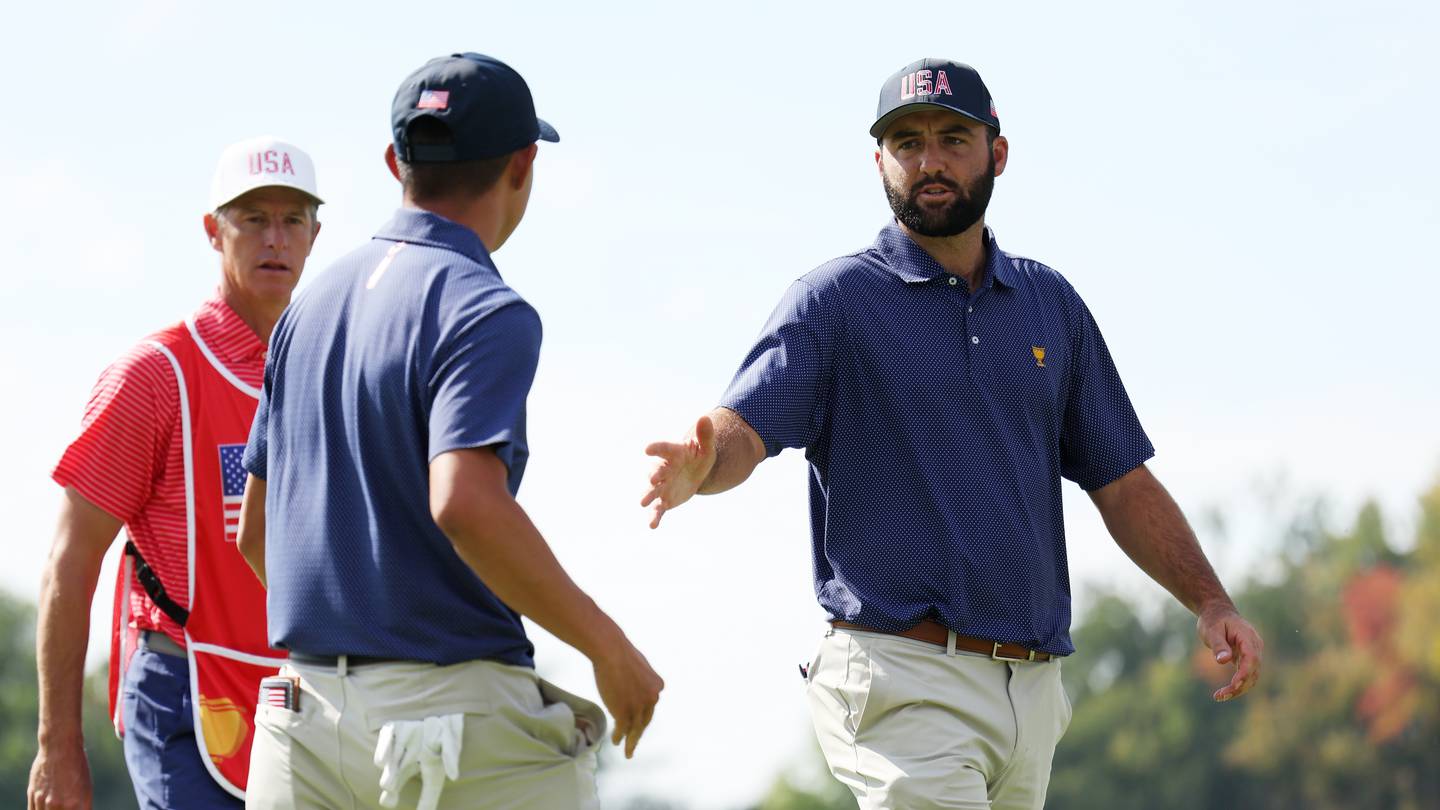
[28,137,322,810]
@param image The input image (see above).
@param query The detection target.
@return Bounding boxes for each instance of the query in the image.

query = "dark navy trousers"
[120,634,243,809]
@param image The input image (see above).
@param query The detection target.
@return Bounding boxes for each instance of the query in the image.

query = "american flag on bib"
[220,444,247,543]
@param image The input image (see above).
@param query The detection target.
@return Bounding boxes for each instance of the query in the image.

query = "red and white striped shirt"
[52,295,265,648]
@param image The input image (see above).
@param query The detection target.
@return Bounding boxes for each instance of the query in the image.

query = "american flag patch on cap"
[417,90,450,110]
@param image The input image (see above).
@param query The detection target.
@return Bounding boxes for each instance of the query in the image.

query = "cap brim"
[537,118,560,143]
[869,102,994,139]
[212,180,325,211]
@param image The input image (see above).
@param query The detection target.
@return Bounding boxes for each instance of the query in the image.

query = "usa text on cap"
[209,136,323,211]
[870,59,999,140]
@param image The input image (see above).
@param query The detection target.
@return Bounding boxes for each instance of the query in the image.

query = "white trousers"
[807,629,1072,810]
[246,657,604,810]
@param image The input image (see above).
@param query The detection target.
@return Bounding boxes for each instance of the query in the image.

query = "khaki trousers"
[806,628,1072,810]
[246,657,603,810]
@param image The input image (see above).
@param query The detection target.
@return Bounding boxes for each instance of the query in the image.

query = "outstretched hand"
[641,415,717,529]
[1197,603,1264,702]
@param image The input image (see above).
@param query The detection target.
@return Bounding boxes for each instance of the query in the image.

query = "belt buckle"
[991,641,1036,662]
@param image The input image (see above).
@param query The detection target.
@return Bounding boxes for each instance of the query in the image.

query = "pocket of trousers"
[805,638,826,685]
[255,667,314,732]
[1057,663,1073,735]
[537,679,606,759]
[810,633,874,738]
[255,700,308,732]
[123,649,188,743]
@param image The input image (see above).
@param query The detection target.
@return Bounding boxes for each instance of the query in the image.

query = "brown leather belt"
[831,619,1053,662]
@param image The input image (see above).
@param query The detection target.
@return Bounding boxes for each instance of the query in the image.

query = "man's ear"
[306,220,322,255]
[509,143,539,189]
[385,143,401,182]
[203,212,223,253]
[992,134,1009,177]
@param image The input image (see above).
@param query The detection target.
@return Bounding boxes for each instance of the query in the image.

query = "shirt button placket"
[967,286,981,346]
[946,276,981,355]
[949,273,969,347]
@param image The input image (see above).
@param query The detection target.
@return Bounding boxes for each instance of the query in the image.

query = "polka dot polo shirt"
[245,209,539,666]
[720,222,1154,656]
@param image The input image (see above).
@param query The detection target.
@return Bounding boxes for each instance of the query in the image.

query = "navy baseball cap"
[870,58,999,140]
[392,52,559,163]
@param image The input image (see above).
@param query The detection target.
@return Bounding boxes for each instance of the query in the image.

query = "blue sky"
[2,1,1437,806]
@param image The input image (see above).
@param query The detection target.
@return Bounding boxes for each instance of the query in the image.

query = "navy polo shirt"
[721,223,1154,655]
[244,208,540,667]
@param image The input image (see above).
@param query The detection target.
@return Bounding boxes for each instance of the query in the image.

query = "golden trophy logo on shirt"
[1032,346,1046,368]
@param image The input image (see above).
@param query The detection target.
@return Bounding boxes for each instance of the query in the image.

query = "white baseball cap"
[209,135,324,211]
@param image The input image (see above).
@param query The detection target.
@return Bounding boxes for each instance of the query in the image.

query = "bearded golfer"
[642,58,1264,810]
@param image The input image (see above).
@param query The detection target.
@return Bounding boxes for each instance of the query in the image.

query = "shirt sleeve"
[242,353,273,480]
[427,301,543,470]
[1059,293,1155,490]
[719,279,839,456]
[51,344,178,522]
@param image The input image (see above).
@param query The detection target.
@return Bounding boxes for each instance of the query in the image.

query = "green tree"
[0,590,135,809]
[1049,476,1440,810]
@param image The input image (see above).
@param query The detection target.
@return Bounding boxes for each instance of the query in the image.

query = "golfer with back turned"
[238,53,662,809]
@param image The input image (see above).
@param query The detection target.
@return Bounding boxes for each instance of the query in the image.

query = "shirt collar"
[874,222,1016,290]
[192,294,266,364]
[373,207,493,266]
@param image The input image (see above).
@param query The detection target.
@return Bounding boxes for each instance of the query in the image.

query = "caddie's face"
[206,186,321,305]
[876,110,1007,238]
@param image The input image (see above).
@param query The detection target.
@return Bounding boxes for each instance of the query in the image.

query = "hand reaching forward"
[1197,603,1264,702]
[641,415,717,529]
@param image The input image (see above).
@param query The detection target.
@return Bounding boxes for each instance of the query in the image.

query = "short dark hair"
[396,117,514,202]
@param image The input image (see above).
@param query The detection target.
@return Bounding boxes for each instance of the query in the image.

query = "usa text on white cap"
[209,135,324,211]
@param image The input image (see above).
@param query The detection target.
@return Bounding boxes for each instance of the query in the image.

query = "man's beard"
[884,154,995,237]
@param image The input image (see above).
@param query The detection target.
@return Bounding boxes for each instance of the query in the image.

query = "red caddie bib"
[106,316,283,799]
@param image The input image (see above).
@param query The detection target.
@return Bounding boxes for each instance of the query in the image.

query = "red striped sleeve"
[51,296,264,644]
[52,344,179,524]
